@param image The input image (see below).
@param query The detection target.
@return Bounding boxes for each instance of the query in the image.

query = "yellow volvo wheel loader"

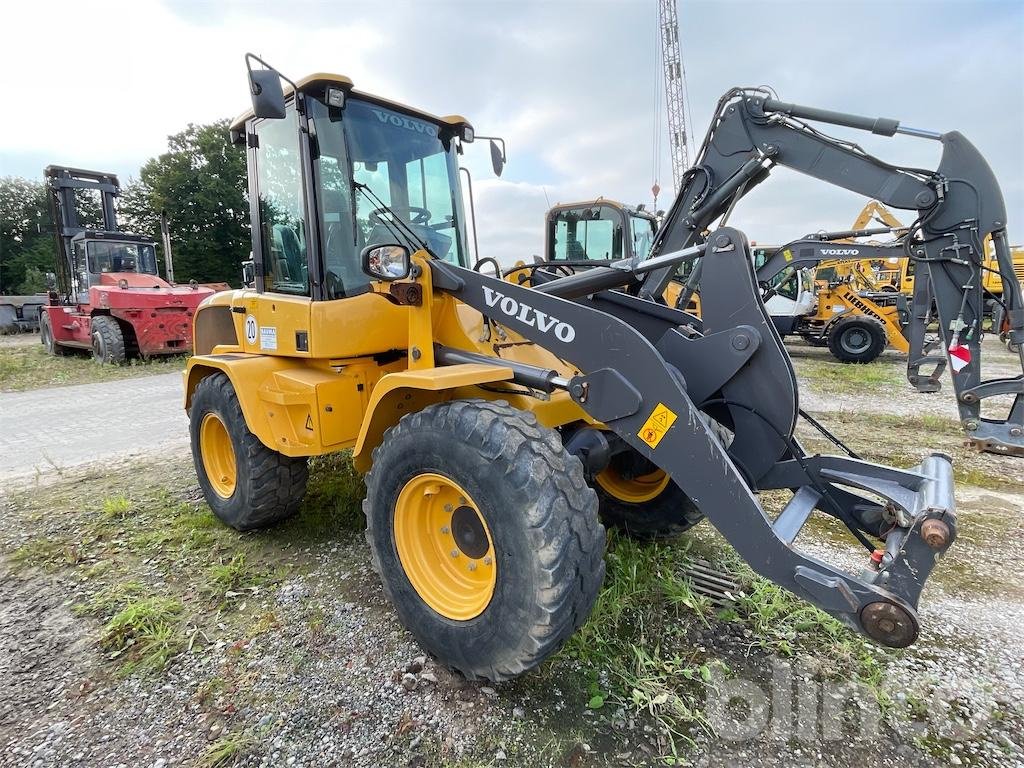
[185,60,1023,680]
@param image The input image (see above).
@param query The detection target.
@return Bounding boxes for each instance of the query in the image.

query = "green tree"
[0,177,55,294]
[124,120,249,286]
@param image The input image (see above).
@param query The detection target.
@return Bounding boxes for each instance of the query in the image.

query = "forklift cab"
[69,232,159,297]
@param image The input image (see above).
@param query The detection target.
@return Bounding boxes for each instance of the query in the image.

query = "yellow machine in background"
[541,200,904,362]
[825,201,1024,306]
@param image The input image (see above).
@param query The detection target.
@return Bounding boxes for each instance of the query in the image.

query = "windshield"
[548,205,624,262]
[87,241,158,275]
[629,214,656,260]
[312,97,469,299]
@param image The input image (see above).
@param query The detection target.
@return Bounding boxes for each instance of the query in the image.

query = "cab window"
[254,108,309,296]
[311,97,469,300]
[549,206,623,261]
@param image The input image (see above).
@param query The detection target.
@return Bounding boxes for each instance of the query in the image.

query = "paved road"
[0,373,187,486]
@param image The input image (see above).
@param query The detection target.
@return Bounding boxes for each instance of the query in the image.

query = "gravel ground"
[1,338,1022,767]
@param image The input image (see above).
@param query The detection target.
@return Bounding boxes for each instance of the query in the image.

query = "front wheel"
[90,316,126,364]
[827,316,887,364]
[190,372,308,531]
[363,399,605,681]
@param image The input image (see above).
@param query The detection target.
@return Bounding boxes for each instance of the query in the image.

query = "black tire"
[592,416,731,539]
[827,315,887,364]
[90,315,126,364]
[594,453,702,540]
[363,399,605,681]
[39,313,67,356]
[190,373,308,531]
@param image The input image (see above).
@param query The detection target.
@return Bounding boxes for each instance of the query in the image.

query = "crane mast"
[658,0,689,192]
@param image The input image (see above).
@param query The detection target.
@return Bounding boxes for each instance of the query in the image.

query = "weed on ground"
[0,340,186,391]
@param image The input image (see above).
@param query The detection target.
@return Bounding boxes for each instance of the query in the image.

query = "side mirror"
[361,244,411,282]
[248,68,286,119]
[490,140,505,177]
[241,259,255,287]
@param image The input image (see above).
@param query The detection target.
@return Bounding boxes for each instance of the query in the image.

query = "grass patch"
[793,357,904,396]
[729,579,890,708]
[100,595,184,675]
[551,527,900,757]
[556,534,720,754]
[3,452,369,682]
[201,731,256,767]
[0,339,186,392]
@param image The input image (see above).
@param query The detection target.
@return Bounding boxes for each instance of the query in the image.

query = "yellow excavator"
[829,201,1024,306]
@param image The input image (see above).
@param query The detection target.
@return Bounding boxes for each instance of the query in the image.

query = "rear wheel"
[39,313,66,356]
[90,316,126,364]
[594,452,703,539]
[190,372,308,531]
[827,316,887,364]
[364,399,605,681]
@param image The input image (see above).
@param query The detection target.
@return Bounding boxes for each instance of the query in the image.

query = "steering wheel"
[369,206,432,228]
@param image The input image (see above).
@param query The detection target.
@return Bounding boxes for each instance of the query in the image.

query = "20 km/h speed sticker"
[244,315,258,345]
[637,402,678,448]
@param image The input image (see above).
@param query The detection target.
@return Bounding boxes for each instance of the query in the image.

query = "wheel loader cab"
[226,74,473,360]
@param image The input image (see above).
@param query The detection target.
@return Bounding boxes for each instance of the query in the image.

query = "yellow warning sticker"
[783,249,793,262]
[637,402,678,448]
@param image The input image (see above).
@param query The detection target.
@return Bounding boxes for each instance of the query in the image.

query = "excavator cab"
[544,200,658,265]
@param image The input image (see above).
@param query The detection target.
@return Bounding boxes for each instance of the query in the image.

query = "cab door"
[244,105,314,356]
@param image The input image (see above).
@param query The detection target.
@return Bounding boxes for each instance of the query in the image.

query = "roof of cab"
[228,72,471,136]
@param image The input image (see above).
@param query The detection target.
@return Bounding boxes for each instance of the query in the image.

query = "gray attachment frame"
[430,226,958,648]
[626,89,1022,454]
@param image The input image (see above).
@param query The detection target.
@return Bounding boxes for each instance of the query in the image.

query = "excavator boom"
[632,89,1023,454]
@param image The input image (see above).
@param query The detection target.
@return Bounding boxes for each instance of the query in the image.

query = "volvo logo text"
[821,248,860,256]
[482,286,576,342]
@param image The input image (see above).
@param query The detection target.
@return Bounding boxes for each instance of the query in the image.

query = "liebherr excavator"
[185,64,1015,680]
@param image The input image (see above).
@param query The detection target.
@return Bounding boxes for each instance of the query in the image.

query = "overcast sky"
[2,0,1021,264]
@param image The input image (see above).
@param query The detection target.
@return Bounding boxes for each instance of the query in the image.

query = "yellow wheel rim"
[595,465,671,504]
[394,473,496,621]
[200,412,237,498]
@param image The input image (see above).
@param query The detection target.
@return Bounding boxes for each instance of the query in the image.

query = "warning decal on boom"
[637,402,678,448]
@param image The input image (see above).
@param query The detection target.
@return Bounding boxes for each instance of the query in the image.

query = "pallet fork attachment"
[430,227,957,648]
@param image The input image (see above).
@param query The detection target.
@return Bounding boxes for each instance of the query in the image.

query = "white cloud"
[2,0,1021,262]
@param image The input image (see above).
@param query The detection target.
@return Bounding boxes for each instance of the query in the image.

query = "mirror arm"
[475,136,506,162]
[245,52,304,114]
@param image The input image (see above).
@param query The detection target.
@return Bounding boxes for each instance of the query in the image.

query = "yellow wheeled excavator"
[184,58,1021,681]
